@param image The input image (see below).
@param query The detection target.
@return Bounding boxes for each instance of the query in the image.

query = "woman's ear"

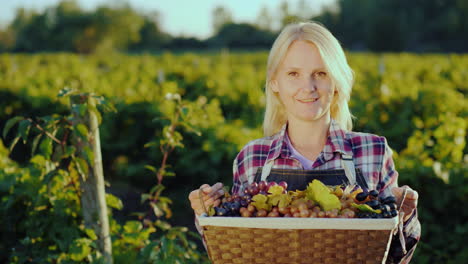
[271,80,279,93]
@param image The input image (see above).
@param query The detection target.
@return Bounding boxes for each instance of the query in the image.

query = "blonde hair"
[263,21,354,136]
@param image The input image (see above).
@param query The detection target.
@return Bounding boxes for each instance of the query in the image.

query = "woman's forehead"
[280,40,325,70]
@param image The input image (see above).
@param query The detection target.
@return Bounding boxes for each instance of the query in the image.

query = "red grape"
[278,181,288,190]
[267,181,278,190]
[241,210,252,217]
[268,211,280,217]
[248,185,259,195]
[258,181,268,191]
[257,209,268,217]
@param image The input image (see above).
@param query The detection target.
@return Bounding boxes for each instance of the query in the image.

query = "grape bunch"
[210,180,398,219]
[354,190,398,218]
[211,181,288,217]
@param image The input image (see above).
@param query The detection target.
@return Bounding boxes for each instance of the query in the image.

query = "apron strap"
[340,154,357,185]
[260,160,274,182]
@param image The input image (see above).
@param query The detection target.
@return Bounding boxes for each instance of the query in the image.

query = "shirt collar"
[266,119,353,163]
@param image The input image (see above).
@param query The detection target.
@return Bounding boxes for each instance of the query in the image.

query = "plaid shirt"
[230,119,420,263]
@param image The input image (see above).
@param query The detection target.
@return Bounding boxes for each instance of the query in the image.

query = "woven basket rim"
[198,214,398,230]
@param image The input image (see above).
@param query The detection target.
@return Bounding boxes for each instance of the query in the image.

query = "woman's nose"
[304,78,317,92]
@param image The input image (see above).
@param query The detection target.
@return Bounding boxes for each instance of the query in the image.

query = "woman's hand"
[188,182,225,216]
[392,185,418,222]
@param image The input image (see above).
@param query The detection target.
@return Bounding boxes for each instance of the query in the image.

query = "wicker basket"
[198,216,398,264]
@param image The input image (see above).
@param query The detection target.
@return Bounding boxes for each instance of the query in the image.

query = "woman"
[189,21,420,263]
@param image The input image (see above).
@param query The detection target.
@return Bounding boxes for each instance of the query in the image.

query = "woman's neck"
[287,116,331,160]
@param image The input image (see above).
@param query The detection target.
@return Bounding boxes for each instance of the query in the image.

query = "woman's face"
[272,40,335,124]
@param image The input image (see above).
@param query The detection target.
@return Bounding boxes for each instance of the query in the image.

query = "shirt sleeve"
[380,138,421,264]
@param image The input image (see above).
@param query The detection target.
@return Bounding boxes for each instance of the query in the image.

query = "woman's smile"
[297,97,319,103]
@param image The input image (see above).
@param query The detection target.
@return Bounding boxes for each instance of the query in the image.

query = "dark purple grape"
[390,210,398,217]
[241,194,252,202]
[215,207,228,216]
[357,212,371,218]
[240,200,248,207]
[382,211,391,218]
[382,196,396,204]
[365,200,380,209]
[356,192,368,202]
[258,190,268,195]
[229,201,241,212]
[368,190,379,198]
[380,204,390,212]
[388,203,397,210]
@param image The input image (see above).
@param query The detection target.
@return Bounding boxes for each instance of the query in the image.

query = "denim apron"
[253,153,369,190]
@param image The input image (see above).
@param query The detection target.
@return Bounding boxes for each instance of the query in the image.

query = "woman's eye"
[314,71,327,78]
[317,72,327,77]
[288,71,298,77]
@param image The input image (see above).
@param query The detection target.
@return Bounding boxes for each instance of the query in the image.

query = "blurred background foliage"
[1,0,468,53]
[0,0,467,263]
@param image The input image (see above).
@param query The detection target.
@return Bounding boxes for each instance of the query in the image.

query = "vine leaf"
[3,116,24,139]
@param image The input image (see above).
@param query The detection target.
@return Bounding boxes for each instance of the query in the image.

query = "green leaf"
[208,205,215,216]
[31,133,43,155]
[79,104,87,116]
[151,202,164,218]
[3,116,23,138]
[39,137,53,159]
[141,193,151,203]
[75,124,88,140]
[144,141,158,148]
[351,203,382,214]
[69,238,92,261]
[18,119,31,144]
[164,171,176,177]
[305,179,341,211]
[267,185,285,195]
[83,146,94,165]
[123,221,143,233]
[268,193,291,208]
[251,194,271,211]
[30,155,47,167]
[106,193,123,210]
[144,165,157,173]
[150,184,165,196]
[74,157,89,178]
[84,228,97,240]
[9,136,20,152]
[154,220,172,231]
[62,146,76,159]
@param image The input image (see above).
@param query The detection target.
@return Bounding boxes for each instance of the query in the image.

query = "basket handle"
[394,187,408,255]
[198,187,209,216]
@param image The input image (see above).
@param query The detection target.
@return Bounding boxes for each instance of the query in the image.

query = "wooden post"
[70,95,112,264]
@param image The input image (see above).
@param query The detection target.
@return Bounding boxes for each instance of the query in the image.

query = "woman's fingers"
[189,183,225,215]
[392,185,418,221]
